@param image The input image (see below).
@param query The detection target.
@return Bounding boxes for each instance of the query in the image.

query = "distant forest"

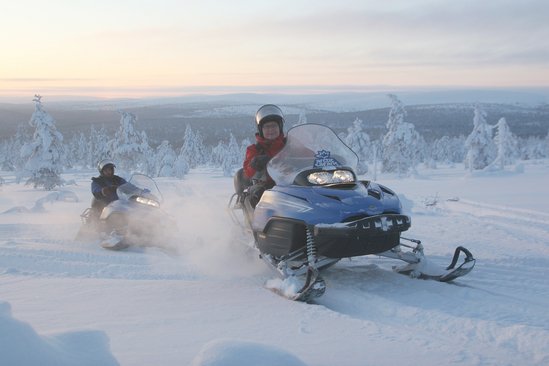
[1,102,548,149]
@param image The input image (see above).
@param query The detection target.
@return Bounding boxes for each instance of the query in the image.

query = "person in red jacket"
[243,104,286,207]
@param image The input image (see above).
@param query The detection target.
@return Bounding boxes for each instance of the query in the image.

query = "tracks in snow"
[0,224,197,280]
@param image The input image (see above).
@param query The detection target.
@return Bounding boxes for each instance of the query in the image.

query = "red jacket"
[243,133,286,185]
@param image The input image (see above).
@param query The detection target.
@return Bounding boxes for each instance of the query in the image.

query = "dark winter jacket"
[91,175,127,203]
[243,133,286,186]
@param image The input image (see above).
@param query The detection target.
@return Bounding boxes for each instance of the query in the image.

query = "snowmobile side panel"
[256,217,308,258]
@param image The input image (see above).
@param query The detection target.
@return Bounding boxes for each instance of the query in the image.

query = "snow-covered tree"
[431,135,467,164]
[180,125,204,169]
[294,111,308,126]
[13,124,31,171]
[140,148,157,177]
[62,135,76,169]
[194,130,209,167]
[16,95,64,190]
[108,110,149,173]
[172,149,190,179]
[211,141,227,168]
[344,118,370,175]
[221,155,233,177]
[240,138,252,161]
[88,124,110,168]
[381,94,424,176]
[464,103,495,172]
[519,136,547,160]
[76,132,89,168]
[546,128,549,159]
[1,139,16,171]
[155,140,177,177]
[218,134,243,177]
[489,117,519,169]
[227,133,242,167]
[64,132,89,169]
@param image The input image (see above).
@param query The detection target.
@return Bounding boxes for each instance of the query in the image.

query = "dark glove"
[102,185,117,196]
[250,155,271,171]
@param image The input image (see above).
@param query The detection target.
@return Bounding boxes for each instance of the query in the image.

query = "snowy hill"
[2,89,548,149]
[1,161,549,365]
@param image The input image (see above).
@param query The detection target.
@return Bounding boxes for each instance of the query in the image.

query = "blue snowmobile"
[228,124,475,302]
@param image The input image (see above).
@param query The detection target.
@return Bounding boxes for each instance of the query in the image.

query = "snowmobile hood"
[253,182,403,230]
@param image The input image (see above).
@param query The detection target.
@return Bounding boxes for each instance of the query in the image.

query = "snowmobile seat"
[234,168,252,200]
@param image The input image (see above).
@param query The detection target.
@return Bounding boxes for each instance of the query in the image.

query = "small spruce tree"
[345,118,371,175]
[489,117,519,169]
[381,94,424,176]
[108,110,149,173]
[464,103,496,172]
[16,95,64,190]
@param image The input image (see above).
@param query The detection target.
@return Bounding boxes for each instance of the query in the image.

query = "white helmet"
[97,158,115,175]
[255,104,284,138]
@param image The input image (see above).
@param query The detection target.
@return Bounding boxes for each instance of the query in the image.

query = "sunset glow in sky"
[1,0,548,100]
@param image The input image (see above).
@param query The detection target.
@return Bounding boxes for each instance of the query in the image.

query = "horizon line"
[1,84,549,104]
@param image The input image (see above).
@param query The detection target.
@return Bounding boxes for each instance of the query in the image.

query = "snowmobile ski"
[101,240,130,251]
[419,246,476,282]
[100,232,130,251]
[389,243,476,282]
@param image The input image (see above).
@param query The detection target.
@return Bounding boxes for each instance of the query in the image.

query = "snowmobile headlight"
[136,196,160,208]
[307,172,333,185]
[332,170,355,183]
[307,170,355,185]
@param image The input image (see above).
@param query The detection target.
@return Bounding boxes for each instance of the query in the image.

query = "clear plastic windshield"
[117,174,164,205]
[267,124,358,186]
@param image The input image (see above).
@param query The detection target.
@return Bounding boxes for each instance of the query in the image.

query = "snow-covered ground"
[1,161,548,365]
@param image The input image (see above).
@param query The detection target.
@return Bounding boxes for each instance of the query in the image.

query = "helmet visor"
[255,105,284,125]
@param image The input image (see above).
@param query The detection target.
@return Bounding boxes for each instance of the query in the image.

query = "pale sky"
[1,0,548,100]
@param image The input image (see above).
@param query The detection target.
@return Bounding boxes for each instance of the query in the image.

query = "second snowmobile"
[76,174,178,251]
[228,124,475,302]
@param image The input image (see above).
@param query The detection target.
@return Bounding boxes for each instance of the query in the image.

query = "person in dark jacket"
[90,159,127,224]
[243,104,286,207]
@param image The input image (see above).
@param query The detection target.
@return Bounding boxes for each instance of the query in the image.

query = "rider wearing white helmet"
[90,159,127,221]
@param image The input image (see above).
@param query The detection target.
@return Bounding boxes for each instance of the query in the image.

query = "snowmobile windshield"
[116,174,164,206]
[267,124,358,186]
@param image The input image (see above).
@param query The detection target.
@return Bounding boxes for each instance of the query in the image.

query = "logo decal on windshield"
[313,150,342,168]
